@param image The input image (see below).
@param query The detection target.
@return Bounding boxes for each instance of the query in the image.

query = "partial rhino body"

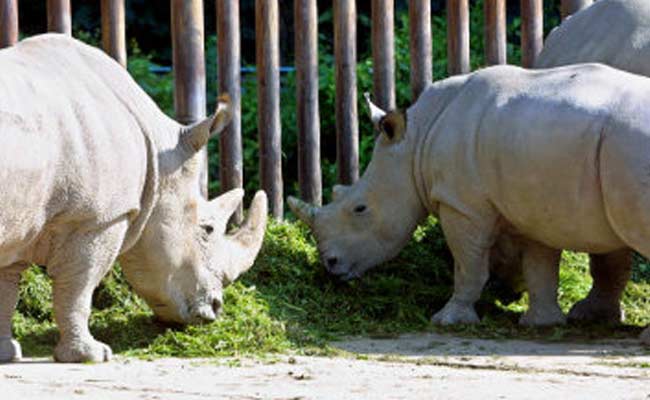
[0,34,267,363]
[537,0,650,74]
[487,0,650,329]
[290,63,650,345]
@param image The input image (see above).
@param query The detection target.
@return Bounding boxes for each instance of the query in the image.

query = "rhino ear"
[364,92,387,130]
[182,94,232,153]
[379,110,406,142]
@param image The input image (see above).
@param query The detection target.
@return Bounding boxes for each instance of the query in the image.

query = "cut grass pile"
[13,217,650,358]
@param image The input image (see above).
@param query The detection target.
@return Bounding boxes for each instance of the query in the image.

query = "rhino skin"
[290,63,650,344]
[484,0,650,331]
[0,34,268,363]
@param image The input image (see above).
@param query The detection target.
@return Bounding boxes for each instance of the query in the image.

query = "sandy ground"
[2,333,650,400]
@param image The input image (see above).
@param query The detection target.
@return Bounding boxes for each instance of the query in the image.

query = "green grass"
[13,217,650,359]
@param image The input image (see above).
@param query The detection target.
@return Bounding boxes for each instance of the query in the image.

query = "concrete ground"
[2,333,650,400]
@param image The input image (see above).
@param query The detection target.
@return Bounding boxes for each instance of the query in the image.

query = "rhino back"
[0,34,164,264]
[422,64,650,253]
[537,0,650,76]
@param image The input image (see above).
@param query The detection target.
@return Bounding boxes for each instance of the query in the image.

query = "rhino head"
[120,96,268,324]
[289,94,427,280]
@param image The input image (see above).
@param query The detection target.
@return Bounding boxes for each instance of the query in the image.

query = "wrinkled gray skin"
[489,0,650,330]
[290,63,650,345]
[0,34,268,363]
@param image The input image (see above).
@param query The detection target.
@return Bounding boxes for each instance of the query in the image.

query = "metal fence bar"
[101,0,126,67]
[372,0,395,110]
[217,0,244,221]
[447,0,470,75]
[408,0,432,101]
[47,0,71,35]
[485,0,506,65]
[295,0,322,206]
[256,0,283,219]
[334,0,359,185]
[0,0,17,48]
[171,0,208,196]
[521,0,543,68]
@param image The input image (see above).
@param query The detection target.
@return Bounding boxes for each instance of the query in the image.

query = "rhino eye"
[353,205,367,214]
[201,224,214,235]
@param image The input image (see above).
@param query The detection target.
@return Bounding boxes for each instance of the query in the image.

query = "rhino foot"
[0,337,22,363]
[54,337,112,363]
[519,305,566,326]
[640,327,650,346]
[567,297,623,324]
[431,301,480,325]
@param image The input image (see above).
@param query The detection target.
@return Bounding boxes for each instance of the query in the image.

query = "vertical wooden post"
[171,0,208,197]
[409,0,432,101]
[256,0,283,219]
[101,0,126,67]
[0,0,18,48]
[485,0,506,65]
[295,0,322,206]
[217,0,243,221]
[521,0,543,68]
[371,0,395,110]
[334,0,358,185]
[47,0,71,35]
[446,0,470,75]
[561,0,592,19]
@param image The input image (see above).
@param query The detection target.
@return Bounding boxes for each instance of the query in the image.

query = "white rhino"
[485,0,650,332]
[0,34,268,363]
[290,63,650,345]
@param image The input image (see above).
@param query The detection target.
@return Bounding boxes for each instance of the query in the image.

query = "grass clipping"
[13,218,650,358]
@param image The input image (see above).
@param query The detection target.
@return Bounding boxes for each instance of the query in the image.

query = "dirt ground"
[2,333,650,400]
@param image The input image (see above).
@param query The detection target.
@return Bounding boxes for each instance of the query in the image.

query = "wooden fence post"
[217,0,244,222]
[0,0,18,48]
[47,0,71,35]
[372,0,395,111]
[561,0,592,19]
[295,0,322,206]
[485,0,506,65]
[409,0,432,101]
[171,0,208,197]
[447,0,469,75]
[101,0,126,67]
[334,0,359,185]
[256,0,283,219]
[521,0,543,68]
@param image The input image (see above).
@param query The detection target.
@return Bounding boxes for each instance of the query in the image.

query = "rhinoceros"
[289,62,650,345]
[483,0,650,330]
[0,34,268,363]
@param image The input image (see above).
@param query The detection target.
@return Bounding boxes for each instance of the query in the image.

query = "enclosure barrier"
[0,0,594,218]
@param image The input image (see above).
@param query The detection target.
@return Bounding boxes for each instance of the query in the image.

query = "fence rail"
[0,0,591,218]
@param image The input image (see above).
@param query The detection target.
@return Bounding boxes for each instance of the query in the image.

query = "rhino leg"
[0,263,28,363]
[518,240,565,326]
[641,326,650,346]
[49,218,129,363]
[568,250,631,324]
[432,205,496,325]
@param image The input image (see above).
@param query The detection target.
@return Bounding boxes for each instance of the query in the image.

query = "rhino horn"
[287,196,318,228]
[210,188,245,232]
[364,92,386,128]
[183,94,232,152]
[221,190,268,285]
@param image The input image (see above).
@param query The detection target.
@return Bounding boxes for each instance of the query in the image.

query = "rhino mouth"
[322,255,362,281]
